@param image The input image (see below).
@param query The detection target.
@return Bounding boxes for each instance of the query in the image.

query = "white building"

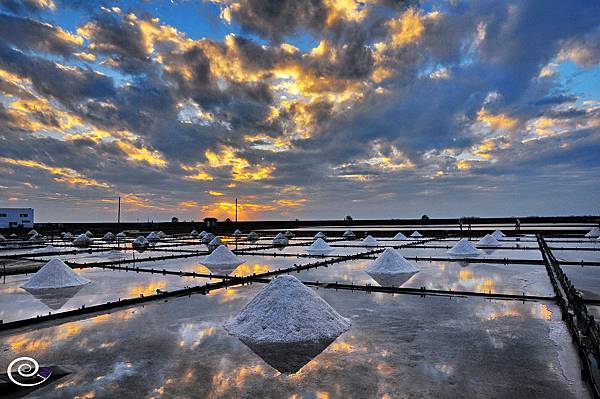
[0,208,34,228]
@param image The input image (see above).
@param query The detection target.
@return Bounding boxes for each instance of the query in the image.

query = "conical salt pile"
[199,231,207,239]
[158,231,167,239]
[393,232,406,240]
[585,227,600,238]
[62,232,72,240]
[132,235,149,250]
[116,232,127,238]
[366,248,419,274]
[307,238,333,255]
[491,230,505,240]
[342,230,356,239]
[0,234,5,241]
[362,235,378,247]
[147,231,160,242]
[31,245,58,254]
[314,232,327,240]
[284,230,295,238]
[29,234,44,242]
[447,238,480,256]
[247,231,259,241]
[202,233,215,244]
[22,258,90,289]
[103,232,116,242]
[477,234,501,248]
[225,275,351,373]
[73,233,92,247]
[273,233,289,246]
[208,236,223,248]
[201,245,245,273]
[28,229,38,236]
[85,231,93,238]
[410,231,422,238]
[190,230,199,237]
[233,229,243,237]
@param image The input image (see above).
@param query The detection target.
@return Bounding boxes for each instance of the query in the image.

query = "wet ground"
[0,229,598,398]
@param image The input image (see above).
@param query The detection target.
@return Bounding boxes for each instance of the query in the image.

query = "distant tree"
[345,215,353,221]
[421,214,430,221]
[225,218,232,223]
[171,217,179,223]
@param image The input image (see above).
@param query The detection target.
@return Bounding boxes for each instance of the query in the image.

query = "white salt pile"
[158,231,167,239]
[73,234,92,247]
[585,227,600,238]
[447,238,480,257]
[314,232,327,240]
[190,230,199,237]
[103,232,116,242]
[366,248,419,275]
[116,231,127,237]
[202,233,216,244]
[132,236,150,250]
[29,234,44,242]
[21,258,90,289]
[31,245,58,254]
[307,238,333,255]
[199,231,207,239]
[247,231,259,241]
[208,236,223,247]
[201,245,245,273]
[0,234,5,241]
[477,234,501,248]
[410,231,423,238]
[273,233,289,246]
[342,230,356,238]
[362,235,379,247]
[85,231,93,238]
[28,229,38,236]
[284,230,295,238]
[491,230,505,240]
[393,232,407,240]
[233,229,243,237]
[147,231,160,242]
[225,275,351,344]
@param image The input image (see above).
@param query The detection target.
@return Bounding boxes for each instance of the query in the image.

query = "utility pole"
[117,196,121,225]
[235,198,238,223]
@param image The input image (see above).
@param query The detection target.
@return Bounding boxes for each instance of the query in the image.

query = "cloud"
[0,0,599,221]
[0,13,82,57]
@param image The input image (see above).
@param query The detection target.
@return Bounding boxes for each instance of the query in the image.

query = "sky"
[0,0,599,222]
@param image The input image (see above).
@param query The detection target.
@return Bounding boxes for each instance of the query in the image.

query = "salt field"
[0,221,598,398]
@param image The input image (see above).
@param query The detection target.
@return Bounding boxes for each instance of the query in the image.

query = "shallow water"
[0,286,586,399]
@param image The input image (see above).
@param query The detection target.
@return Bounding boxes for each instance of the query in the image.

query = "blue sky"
[0,0,599,222]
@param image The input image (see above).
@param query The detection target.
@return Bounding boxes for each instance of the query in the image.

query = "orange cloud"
[0,157,110,188]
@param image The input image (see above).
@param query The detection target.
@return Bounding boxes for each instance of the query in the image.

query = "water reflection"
[238,338,337,374]
[366,272,417,287]
[23,285,85,310]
